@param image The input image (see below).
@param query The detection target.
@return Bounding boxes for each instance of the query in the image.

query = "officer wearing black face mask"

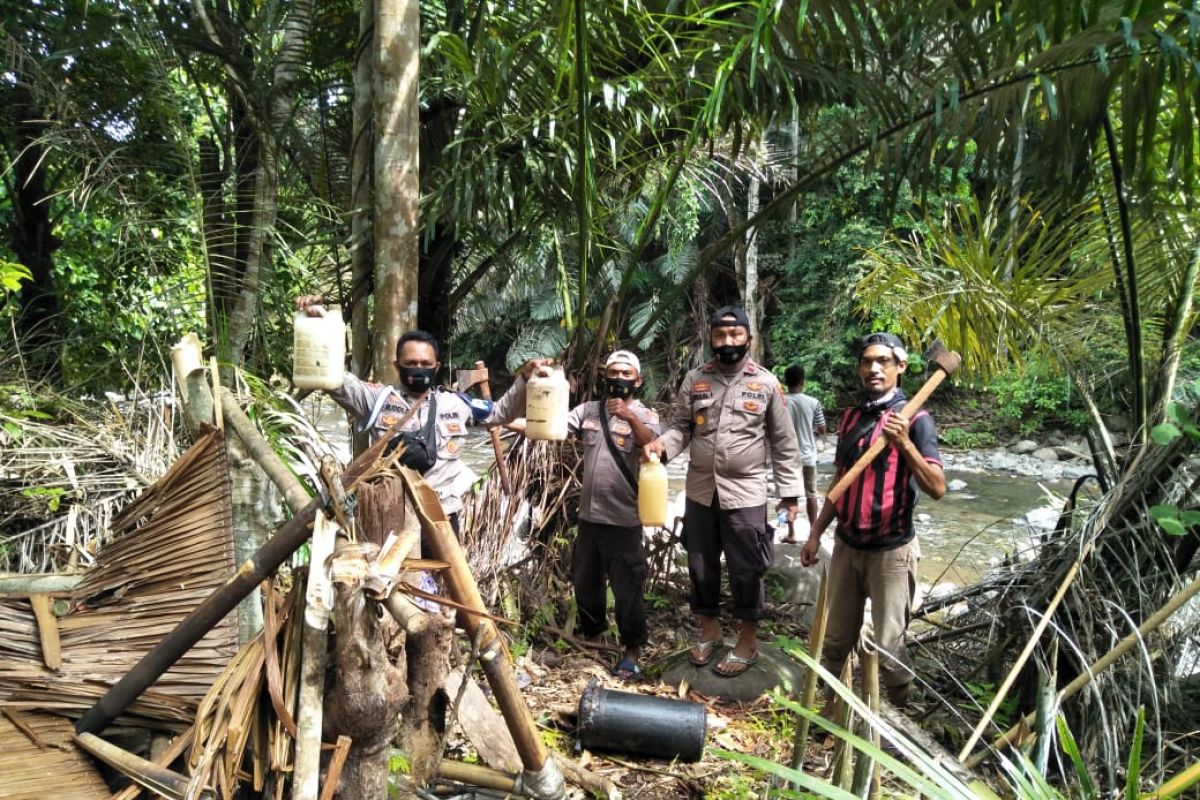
[560,350,660,681]
[643,306,803,678]
[295,296,547,533]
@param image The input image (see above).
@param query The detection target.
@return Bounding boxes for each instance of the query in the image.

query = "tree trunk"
[350,0,376,381]
[4,85,61,381]
[226,0,315,367]
[372,0,421,384]
[744,139,763,361]
[323,545,406,800]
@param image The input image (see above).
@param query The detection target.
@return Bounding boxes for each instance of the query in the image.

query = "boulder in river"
[946,478,968,492]
[1011,439,1039,455]
[1032,447,1059,462]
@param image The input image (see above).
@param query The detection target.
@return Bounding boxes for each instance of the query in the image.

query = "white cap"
[605,350,641,374]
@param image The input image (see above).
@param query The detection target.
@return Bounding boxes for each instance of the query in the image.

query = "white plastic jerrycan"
[525,367,569,440]
[292,306,346,390]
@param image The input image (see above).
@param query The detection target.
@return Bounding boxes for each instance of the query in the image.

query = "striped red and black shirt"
[832,390,942,550]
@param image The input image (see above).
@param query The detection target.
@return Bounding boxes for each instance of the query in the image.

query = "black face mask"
[714,343,749,365]
[604,377,638,399]
[399,365,437,393]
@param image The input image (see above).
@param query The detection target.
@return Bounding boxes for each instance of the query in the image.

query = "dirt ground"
[441,596,825,799]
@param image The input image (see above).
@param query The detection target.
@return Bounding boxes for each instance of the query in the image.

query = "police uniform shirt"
[659,359,804,509]
[329,372,528,515]
[568,400,662,528]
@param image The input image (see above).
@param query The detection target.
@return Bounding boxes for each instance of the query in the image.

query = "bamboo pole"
[438,760,518,792]
[399,466,564,798]
[0,573,83,594]
[108,727,195,800]
[851,649,880,800]
[790,566,828,773]
[958,542,1091,760]
[219,388,310,512]
[964,570,1200,768]
[75,432,396,736]
[77,732,214,800]
[293,512,338,800]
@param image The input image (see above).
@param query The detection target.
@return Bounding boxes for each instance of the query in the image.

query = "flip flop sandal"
[688,640,720,667]
[713,650,758,678]
[611,658,643,681]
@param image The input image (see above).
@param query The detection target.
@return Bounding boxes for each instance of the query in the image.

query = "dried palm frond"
[0,709,109,799]
[917,417,1200,787]
[462,434,582,618]
[0,381,180,573]
[0,430,237,729]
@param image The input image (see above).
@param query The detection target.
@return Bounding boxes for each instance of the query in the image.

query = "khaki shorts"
[802,464,820,499]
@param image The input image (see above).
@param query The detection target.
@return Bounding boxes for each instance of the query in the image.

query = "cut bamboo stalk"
[398,466,564,797]
[790,565,828,774]
[209,357,223,431]
[293,512,338,800]
[958,541,1091,761]
[29,593,62,670]
[0,573,83,594]
[317,735,352,800]
[108,726,195,800]
[438,759,518,792]
[964,570,1200,768]
[75,431,397,736]
[77,732,214,800]
[851,648,880,799]
[219,388,310,512]
[833,659,855,790]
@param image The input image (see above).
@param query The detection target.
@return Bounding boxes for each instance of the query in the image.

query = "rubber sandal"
[688,640,720,667]
[712,650,758,677]
[611,658,642,681]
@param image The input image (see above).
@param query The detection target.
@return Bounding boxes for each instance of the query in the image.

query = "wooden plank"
[29,595,61,671]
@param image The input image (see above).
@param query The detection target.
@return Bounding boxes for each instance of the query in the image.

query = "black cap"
[710,305,751,330]
[859,331,908,359]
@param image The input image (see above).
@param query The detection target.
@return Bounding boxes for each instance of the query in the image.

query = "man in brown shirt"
[645,307,803,676]
[565,350,660,680]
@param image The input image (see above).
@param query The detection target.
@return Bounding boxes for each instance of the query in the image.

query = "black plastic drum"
[577,680,707,762]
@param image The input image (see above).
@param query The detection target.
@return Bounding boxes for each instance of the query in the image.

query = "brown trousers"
[820,538,919,690]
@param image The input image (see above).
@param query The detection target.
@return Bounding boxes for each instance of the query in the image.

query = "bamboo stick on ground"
[851,648,880,799]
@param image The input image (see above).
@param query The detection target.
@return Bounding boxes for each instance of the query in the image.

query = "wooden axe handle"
[474,360,512,494]
[824,368,951,506]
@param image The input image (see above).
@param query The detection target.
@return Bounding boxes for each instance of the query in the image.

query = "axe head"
[923,340,962,376]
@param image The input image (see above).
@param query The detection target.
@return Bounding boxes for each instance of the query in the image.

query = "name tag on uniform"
[582,418,601,431]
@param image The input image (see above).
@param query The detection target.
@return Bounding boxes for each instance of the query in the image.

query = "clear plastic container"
[292,307,346,390]
[638,453,668,527]
[525,367,569,440]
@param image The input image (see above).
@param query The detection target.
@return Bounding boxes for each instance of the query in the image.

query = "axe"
[455,361,512,493]
[824,340,962,506]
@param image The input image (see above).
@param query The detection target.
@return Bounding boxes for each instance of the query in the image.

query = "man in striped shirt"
[800,332,945,706]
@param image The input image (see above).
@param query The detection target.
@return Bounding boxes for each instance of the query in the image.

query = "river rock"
[770,538,832,627]
[659,642,808,702]
[946,479,968,492]
[1054,444,1086,461]
[1032,447,1059,462]
[1018,506,1060,541]
[1011,440,1039,455]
